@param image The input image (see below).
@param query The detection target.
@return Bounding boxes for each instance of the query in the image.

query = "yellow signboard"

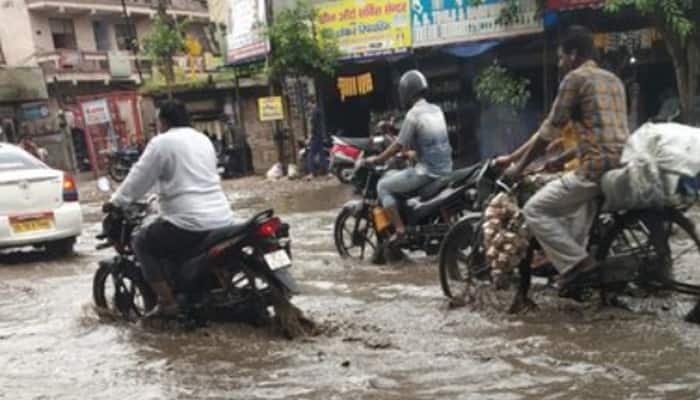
[316,0,411,59]
[258,96,284,121]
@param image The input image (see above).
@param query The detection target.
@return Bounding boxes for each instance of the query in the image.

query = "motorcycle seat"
[199,224,250,251]
[417,177,451,200]
[414,165,481,201]
[335,136,372,151]
[198,210,273,251]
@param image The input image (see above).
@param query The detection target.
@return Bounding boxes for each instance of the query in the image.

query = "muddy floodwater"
[2,183,700,399]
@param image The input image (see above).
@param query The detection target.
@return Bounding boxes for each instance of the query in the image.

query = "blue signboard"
[411,0,542,48]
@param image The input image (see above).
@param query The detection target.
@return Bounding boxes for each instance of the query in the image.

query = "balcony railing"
[36,50,151,82]
[35,49,208,83]
[26,0,209,19]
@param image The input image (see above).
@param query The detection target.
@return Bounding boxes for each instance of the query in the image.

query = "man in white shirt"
[109,100,234,318]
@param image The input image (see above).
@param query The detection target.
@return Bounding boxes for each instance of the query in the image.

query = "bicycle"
[439,160,700,321]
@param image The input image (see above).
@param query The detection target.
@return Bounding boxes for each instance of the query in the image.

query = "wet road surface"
[2,183,700,399]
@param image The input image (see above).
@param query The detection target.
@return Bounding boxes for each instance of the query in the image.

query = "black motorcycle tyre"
[334,165,354,184]
[439,216,486,300]
[93,262,157,318]
[334,207,385,264]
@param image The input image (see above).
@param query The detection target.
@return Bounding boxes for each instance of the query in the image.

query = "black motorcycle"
[108,147,141,182]
[92,187,299,325]
[334,161,482,264]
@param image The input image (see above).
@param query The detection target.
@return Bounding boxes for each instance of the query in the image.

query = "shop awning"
[547,0,604,10]
[441,40,501,59]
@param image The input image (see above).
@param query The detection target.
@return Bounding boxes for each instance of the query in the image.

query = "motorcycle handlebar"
[96,242,112,250]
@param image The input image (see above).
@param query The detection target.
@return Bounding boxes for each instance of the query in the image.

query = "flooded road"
[2,183,700,399]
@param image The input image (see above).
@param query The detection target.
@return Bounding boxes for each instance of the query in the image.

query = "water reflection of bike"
[107,147,141,182]
[334,160,482,264]
[92,178,300,327]
[439,160,700,321]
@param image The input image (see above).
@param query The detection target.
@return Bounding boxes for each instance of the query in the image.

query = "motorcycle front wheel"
[93,262,156,320]
[438,216,489,300]
[334,166,354,184]
[334,207,384,264]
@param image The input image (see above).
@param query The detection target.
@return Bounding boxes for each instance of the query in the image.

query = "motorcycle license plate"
[264,250,291,271]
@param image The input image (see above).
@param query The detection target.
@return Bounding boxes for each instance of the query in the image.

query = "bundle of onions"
[482,192,531,288]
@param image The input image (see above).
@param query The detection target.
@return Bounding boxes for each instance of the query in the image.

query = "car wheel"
[46,237,76,258]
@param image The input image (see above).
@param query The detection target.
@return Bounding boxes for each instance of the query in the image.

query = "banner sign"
[337,73,374,101]
[108,51,132,79]
[20,102,50,121]
[226,0,269,64]
[546,0,603,10]
[316,0,411,59]
[258,96,284,121]
[81,99,111,126]
[411,0,542,48]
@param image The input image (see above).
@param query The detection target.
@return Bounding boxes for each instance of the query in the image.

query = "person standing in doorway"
[305,98,327,180]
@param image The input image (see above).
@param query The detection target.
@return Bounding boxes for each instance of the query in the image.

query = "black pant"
[132,219,208,282]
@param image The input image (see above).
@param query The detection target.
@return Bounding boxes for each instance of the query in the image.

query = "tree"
[266,0,340,81]
[605,0,698,124]
[142,12,187,95]
[474,60,532,112]
[265,0,340,165]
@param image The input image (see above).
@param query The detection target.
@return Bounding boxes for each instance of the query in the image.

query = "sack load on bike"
[602,122,700,211]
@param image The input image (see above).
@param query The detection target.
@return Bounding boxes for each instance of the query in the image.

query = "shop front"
[64,91,144,177]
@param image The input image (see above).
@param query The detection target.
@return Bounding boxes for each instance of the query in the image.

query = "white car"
[0,143,82,255]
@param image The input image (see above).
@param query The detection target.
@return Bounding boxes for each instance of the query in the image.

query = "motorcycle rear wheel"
[93,263,156,320]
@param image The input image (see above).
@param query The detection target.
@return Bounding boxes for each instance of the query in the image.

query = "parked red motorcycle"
[330,120,399,183]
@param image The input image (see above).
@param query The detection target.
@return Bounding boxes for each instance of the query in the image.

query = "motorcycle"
[108,147,141,182]
[438,160,700,321]
[334,160,482,264]
[92,178,300,326]
[329,122,398,184]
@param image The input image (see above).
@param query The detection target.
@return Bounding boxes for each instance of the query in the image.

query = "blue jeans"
[306,139,327,174]
[377,167,433,209]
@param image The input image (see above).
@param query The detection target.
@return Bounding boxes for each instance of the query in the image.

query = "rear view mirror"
[97,177,112,193]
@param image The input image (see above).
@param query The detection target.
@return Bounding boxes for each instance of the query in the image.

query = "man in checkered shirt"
[499,25,630,290]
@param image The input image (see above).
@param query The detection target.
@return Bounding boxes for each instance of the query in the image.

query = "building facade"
[0,0,213,173]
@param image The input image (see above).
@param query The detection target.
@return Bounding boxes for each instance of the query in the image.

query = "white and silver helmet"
[398,70,429,109]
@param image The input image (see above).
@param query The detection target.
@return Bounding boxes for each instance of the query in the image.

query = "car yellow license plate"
[10,213,54,234]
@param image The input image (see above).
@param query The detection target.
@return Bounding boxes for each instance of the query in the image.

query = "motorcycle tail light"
[63,173,79,202]
[257,217,281,238]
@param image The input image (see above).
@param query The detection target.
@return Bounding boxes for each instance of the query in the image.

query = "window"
[50,18,77,50]
[115,24,132,51]
[93,21,111,51]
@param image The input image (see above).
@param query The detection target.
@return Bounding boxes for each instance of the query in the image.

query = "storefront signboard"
[316,0,411,59]
[81,99,111,126]
[546,0,604,10]
[20,102,50,121]
[258,96,284,121]
[108,51,132,79]
[411,0,542,48]
[226,0,269,64]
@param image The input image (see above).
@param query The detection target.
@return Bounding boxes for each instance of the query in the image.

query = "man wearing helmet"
[365,70,453,244]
